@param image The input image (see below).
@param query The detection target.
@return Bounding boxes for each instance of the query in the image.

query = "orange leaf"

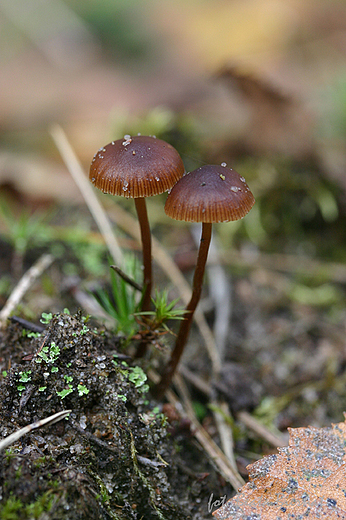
[213,416,346,519]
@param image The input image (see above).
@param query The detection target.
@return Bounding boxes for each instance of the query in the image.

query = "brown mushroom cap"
[164,164,255,223]
[89,135,185,198]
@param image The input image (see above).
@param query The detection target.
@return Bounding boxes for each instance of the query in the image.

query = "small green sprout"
[77,384,89,396]
[113,359,149,395]
[18,370,32,383]
[40,312,53,324]
[56,385,74,399]
[135,289,186,334]
[64,375,73,383]
[50,342,60,359]
[22,329,41,338]
[51,367,59,373]
[128,366,149,394]
[39,386,47,392]
[17,384,26,394]
[80,325,89,335]
[93,254,141,337]
[36,342,60,364]
[146,406,168,427]
[2,370,7,378]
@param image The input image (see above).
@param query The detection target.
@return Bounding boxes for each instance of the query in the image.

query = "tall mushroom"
[154,164,255,398]
[89,135,184,315]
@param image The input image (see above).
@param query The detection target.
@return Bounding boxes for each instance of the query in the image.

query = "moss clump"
[0,491,55,519]
[0,312,193,519]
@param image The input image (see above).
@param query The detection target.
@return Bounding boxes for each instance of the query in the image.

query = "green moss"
[0,312,201,519]
[56,385,73,399]
[0,490,54,520]
[18,370,31,383]
[77,384,89,396]
[40,312,53,325]
[0,495,22,520]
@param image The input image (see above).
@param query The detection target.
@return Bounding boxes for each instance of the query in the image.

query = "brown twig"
[179,365,287,448]
[110,265,143,292]
[237,411,288,448]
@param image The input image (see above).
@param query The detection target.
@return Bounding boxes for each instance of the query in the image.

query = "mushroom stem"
[134,197,152,314]
[154,222,212,398]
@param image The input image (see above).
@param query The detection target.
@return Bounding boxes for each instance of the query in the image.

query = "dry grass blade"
[50,124,123,266]
[0,253,54,329]
[0,410,72,451]
[191,226,231,362]
[213,400,238,472]
[180,365,287,448]
[237,410,287,448]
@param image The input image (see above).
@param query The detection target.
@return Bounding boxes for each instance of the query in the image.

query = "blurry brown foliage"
[216,66,314,159]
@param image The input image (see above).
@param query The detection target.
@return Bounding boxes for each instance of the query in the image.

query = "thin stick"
[50,124,123,266]
[192,226,231,363]
[0,410,72,451]
[175,370,241,480]
[154,223,213,398]
[10,316,45,333]
[213,400,239,473]
[110,265,143,292]
[237,411,287,448]
[0,253,54,329]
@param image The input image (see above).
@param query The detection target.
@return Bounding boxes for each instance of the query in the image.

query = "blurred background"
[1,0,346,197]
[1,0,346,191]
[1,0,346,429]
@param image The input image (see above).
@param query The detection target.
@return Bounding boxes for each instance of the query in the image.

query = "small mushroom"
[154,164,255,398]
[89,135,184,315]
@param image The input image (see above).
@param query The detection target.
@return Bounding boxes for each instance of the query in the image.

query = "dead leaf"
[216,67,314,159]
[213,416,346,519]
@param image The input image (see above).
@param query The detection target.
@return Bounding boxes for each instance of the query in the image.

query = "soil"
[0,311,231,520]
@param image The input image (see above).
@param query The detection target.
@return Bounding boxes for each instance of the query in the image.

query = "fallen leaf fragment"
[213,416,346,519]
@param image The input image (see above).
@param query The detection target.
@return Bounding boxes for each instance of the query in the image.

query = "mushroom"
[89,135,184,314]
[154,164,255,398]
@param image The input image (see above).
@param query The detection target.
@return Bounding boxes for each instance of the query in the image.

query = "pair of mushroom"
[90,135,255,397]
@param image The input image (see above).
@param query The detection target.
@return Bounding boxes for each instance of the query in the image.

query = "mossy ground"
[0,312,231,520]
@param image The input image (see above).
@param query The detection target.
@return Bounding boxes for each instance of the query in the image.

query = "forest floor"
[1,2,346,517]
